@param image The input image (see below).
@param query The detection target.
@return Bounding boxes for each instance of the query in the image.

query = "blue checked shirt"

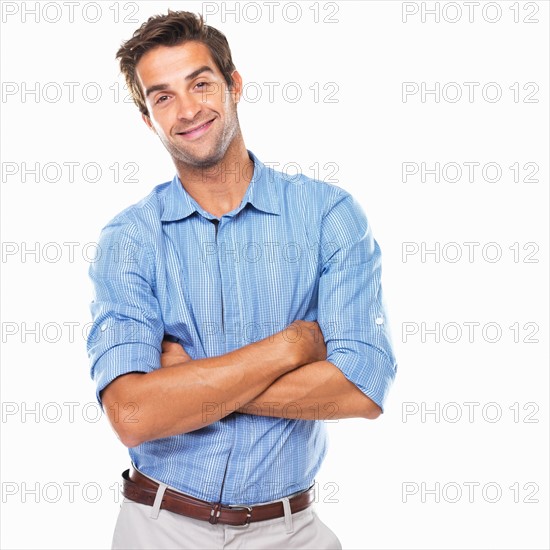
[87,150,397,505]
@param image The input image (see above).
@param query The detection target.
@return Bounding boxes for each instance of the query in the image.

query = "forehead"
[136,41,219,87]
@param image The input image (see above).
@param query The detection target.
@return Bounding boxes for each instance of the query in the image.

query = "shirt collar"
[160,150,280,222]
[242,150,280,216]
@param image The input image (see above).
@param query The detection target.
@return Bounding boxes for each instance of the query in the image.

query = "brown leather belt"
[122,467,315,526]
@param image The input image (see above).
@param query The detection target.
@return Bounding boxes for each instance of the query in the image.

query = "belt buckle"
[227,504,253,527]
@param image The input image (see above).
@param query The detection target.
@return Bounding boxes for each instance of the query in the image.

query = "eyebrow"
[145,65,215,98]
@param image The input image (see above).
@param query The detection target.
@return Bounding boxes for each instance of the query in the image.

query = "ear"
[230,70,243,104]
[142,113,156,134]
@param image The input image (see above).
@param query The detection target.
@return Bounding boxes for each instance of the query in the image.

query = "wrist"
[254,331,299,375]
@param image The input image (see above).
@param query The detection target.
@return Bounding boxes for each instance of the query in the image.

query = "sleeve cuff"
[92,343,160,407]
[326,345,397,413]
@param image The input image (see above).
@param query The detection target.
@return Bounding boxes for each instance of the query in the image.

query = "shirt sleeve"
[86,214,164,408]
[317,191,398,412]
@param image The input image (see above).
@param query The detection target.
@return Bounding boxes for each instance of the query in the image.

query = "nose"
[175,92,203,122]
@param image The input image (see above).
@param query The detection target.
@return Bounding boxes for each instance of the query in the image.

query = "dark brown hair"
[116,10,236,116]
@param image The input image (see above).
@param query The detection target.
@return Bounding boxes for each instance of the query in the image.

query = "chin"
[174,143,228,168]
[190,151,225,169]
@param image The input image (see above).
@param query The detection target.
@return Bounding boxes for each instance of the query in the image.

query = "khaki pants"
[112,497,342,549]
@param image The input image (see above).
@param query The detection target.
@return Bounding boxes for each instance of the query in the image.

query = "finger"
[180,350,192,362]
[161,340,181,353]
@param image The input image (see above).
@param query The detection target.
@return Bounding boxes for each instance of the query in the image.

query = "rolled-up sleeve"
[86,214,164,407]
[317,192,397,412]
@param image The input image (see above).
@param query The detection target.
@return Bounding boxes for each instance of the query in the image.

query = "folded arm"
[88,218,326,448]
[234,359,382,420]
[236,191,397,422]
[161,343,380,421]
[158,192,396,424]
[101,320,325,447]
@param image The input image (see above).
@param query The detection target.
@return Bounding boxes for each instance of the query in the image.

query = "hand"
[284,320,327,366]
[160,339,192,368]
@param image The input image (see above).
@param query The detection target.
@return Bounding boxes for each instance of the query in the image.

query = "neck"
[173,136,254,218]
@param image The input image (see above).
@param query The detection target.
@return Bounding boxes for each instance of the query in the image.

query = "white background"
[1,1,548,548]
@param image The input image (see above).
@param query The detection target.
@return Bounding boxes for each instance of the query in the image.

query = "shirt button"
[100,324,107,331]
[375,317,384,325]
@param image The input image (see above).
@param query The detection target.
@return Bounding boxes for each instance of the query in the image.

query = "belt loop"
[281,497,293,534]
[209,503,222,524]
[150,482,168,520]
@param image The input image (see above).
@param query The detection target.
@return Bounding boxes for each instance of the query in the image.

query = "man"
[87,10,397,550]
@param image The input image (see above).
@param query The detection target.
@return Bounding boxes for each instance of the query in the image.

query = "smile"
[176,119,215,140]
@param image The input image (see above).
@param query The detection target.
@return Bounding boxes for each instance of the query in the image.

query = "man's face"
[136,41,241,169]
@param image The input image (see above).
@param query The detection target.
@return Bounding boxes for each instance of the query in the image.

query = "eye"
[155,95,170,104]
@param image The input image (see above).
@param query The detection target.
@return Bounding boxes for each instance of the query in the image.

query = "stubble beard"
[161,105,241,170]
